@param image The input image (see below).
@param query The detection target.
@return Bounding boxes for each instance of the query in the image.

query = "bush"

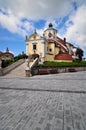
[14,54,28,61]
[2,59,14,68]
[37,61,86,67]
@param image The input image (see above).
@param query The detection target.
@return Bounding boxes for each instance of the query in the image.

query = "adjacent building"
[0,48,14,61]
[25,23,83,62]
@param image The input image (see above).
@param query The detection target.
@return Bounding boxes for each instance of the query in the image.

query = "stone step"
[4,62,26,77]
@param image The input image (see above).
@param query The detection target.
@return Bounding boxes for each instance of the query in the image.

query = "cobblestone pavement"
[0,71,86,130]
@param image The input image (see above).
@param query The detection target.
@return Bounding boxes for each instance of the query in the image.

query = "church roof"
[4,51,14,56]
[55,53,73,61]
[47,38,68,52]
[4,48,14,56]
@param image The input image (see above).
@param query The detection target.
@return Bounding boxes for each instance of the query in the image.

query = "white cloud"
[0,0,86,40]
[64,5,86,49]
[0,0,73,19]
[0,11,34,36]
[0,12,19,32]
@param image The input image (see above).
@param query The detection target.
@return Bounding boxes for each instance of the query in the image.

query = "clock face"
[48,32,52,37]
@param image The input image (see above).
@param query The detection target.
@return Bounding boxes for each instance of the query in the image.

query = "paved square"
[0,71,86,130]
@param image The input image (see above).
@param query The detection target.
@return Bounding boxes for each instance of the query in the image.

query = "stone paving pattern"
[0,71,86,130]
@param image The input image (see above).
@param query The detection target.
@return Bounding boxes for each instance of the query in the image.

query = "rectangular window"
[33,44,36,50]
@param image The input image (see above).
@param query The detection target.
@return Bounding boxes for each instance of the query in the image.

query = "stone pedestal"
[25,67,32,77]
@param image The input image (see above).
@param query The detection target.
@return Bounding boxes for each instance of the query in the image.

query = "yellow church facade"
[25,23,79,63]
[26,31,46,62]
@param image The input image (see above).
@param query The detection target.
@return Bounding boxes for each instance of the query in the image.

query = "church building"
[25,23,81,63]
[0,48,14,61]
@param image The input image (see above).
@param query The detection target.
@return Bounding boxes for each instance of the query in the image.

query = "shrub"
[14,54,28,62]
[37,61,86,67]
[2,59,14,68]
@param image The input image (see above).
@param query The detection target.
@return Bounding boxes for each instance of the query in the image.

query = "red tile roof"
[47,39,54,43]
[55,53,73,61]
[4,51,14,56]
[47,38,68,53]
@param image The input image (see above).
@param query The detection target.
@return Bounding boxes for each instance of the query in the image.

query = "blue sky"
[0,0,86,57]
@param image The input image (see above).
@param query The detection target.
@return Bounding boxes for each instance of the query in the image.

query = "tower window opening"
[48,32,52,38]
[49,48,52,52]
[33,44,36,50]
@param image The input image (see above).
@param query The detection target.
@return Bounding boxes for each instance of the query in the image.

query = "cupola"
[43,23,57,39]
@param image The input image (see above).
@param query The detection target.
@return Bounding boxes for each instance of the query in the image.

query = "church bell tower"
[43,23,57,39]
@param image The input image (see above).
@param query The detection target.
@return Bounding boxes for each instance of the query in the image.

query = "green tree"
[76,48,83,61]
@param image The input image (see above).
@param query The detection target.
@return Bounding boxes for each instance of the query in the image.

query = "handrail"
[30,58,39,69]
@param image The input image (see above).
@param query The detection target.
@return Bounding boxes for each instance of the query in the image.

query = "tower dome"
[43,23,57,39]
[49,23,53,28]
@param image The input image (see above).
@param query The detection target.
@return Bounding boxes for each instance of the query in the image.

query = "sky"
[0,0,86,57]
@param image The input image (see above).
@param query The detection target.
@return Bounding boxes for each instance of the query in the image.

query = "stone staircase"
[3,58,39,77]
[4,62,26,77]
